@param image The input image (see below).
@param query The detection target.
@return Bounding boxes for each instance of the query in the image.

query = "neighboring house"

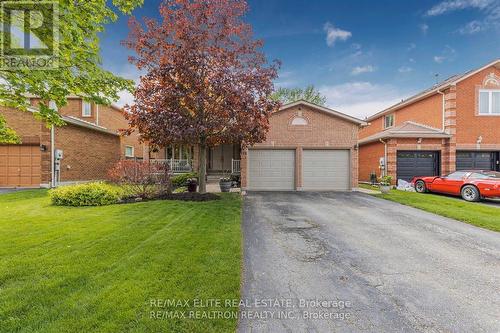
[0,97,147,188]
[359,59,500,184]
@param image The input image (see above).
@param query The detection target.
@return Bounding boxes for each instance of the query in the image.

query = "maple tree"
[123,0,280,193]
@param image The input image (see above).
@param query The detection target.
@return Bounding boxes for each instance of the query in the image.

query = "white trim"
[478,89,500,115]
[82,101,92,117]
[383,114,394,129]
[125,145,135,158]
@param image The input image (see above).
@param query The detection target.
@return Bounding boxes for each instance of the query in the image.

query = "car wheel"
[415,180,427,193]
[461,185,480,202]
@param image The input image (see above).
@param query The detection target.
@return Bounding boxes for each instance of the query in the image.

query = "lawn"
[359,184,500,232]
[0,190,242,333]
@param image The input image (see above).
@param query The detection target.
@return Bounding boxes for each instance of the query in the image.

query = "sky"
[100,0,500,119]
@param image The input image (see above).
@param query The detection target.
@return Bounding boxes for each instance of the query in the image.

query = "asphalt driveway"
[239,192,500,333]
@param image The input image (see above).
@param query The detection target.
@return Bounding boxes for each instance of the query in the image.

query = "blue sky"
[101,0,500,119]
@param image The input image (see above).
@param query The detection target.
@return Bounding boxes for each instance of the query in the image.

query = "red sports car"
[411,170,500,202]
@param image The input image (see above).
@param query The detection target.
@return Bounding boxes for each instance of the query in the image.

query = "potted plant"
[378,175,392,193]
[219,176,232,192]
[187,178,197,192]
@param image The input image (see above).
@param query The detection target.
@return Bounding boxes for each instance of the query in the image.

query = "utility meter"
[55,149,63,160]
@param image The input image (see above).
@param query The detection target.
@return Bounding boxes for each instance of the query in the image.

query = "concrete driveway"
[240,192,500,333]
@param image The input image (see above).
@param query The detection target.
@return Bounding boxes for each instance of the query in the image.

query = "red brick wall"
[360,93,443,139]
[240,104,360,190]
[358,141,385,182]
[455,65,500,149]
[55,124,121,181]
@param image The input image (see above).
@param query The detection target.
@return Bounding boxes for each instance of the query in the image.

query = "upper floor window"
[82,101,92,117]
[479,89,500,115]
[384,114,394,128]
[291,116,308,126]
[125,146,134,158]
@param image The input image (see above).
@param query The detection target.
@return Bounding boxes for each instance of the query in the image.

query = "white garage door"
[303,150,350,191]
[248,149,295,190]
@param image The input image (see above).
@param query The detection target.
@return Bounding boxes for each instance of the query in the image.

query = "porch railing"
[232,159,241,174]
[152,159,193,173]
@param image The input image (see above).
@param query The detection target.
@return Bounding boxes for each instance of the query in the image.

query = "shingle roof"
[358,121,451,145]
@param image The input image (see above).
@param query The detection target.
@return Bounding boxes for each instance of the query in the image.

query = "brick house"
[359,59,500,184]
[152,100,366,191]
[0,97,147,188]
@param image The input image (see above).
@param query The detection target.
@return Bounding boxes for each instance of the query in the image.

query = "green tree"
[0,0,143,143]
[271,85,327,106]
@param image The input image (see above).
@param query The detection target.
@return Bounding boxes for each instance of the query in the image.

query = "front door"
[209,144,233,172]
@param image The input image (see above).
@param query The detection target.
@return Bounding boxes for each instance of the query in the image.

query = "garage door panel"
[0,145,41,187]
[456,151,494,171]
[303,150,350,191]
[397,151,439,182]
[248,150,295,190]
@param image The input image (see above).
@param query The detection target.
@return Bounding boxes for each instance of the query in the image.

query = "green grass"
[361,185,500,232]
[0,190,242,333]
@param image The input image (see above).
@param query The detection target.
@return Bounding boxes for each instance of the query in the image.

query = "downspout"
[96,104,99,126]
[50,125,55,188]
[379,138,387,177]
[437,89,445,131]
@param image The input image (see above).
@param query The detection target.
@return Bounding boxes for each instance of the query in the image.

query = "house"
[359,59,500,184]
[152,100,366,191]
[0,97,147,188]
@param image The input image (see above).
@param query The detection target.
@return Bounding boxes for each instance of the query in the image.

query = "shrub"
[379,175,393,186]
[108,160,171,198]
[50,182,121,206]
[171,172,198,188]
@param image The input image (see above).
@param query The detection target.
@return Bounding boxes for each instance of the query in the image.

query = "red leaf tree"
[122,0,280,192]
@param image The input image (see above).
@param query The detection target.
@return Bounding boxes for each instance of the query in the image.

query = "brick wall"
[358,141,385,182]
[55,124,121,181]
[241,104,360,190]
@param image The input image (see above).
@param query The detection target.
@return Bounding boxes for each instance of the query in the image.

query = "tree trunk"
[198,141,207,193]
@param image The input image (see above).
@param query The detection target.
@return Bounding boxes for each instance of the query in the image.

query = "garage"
[0,145,41,187]
[456,151,498,171]
[302,150,350,190]
[396,151,440,182]
[247,149,295,190]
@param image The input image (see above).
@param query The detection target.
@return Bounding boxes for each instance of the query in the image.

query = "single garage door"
[248,149,295,190]
[397,151,439,182]
[0,145,41,187]
[302,150,350,191]
[456,151,496,171]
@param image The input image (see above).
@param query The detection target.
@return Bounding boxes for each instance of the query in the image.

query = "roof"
[366,58,500,121]
[358,121,451,145]
[278,100,368,126]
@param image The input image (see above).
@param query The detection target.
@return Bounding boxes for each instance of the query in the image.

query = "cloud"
[458,20,484,33]
[419,23,429,34]
[113,64,143,107]
[351,65,376,75]
[323,22,352,47]
[319,82,406,119]
[398,66,413,73]
[407,43,416,51]
[434,56,446,63]
[426,0,493,16]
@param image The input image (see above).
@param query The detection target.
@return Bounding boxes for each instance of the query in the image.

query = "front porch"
[152,143,241,174]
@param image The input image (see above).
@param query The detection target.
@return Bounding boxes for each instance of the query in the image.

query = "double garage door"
[0,145,41,187]
[247,149,350,191]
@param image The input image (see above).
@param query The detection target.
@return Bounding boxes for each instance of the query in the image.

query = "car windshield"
[468,171,500,179]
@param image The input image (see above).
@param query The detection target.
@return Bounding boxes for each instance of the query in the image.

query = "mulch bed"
[119,192,220,204]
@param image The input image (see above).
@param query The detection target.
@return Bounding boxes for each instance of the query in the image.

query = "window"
[444,171,468,180]
[384,114,394,128]
[125,146,134,158]
[82,101,92,117]
[291,116,308,125]
[48,100,58,111]
[478,89,500,115]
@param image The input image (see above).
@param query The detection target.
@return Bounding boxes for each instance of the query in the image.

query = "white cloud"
[409,58,416,63]
[113,64,143,107]
[351,65,376,75]
[420,23,429,34]
[323,22,352,47]
[319,82,406,119]
[434,56,446,63]
[458,20,484,33]
[426,0,493,16]
[407,43,416,51]
[398,66,413,73]
[116,90,135,108]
